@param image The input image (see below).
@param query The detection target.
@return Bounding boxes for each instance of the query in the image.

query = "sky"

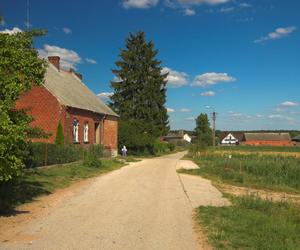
[1,0,300,131]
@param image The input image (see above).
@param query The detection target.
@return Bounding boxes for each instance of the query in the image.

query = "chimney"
[69,68,83,81]
[75,73,83,81]
[48,56,60,70]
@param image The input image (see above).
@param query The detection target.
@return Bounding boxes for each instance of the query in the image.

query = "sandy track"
[1,152,227,250]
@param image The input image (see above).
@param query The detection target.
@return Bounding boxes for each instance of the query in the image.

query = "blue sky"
[1,0,300,131]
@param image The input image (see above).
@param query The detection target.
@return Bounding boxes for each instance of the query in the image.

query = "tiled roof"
[44,64,118,117]
[244,133,291,141]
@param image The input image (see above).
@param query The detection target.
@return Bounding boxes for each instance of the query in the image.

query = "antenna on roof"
[26,0,30,31]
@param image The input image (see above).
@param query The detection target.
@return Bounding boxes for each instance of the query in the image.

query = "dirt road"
[1,152,227,250]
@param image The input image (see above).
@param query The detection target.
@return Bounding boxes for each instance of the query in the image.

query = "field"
[197,195,300,250]
[216,145,300,153]
[184,147,300,249]
[181,152,300,193]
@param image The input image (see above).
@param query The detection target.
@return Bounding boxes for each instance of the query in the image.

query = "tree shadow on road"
[0,177,50,216]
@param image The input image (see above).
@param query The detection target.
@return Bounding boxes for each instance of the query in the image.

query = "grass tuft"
[197,195,300,249]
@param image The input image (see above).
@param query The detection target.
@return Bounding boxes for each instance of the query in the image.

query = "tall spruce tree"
[110,31,169,152]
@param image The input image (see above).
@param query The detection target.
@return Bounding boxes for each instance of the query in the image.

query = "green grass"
[0,159,125,214]
[197,195,300,250]
[215,145,300,153]
[180,153,300,193]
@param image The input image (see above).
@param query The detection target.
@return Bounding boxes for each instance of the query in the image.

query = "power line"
[26,0,30,31]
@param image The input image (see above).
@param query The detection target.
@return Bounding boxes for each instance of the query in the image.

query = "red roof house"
[16,56,118,156]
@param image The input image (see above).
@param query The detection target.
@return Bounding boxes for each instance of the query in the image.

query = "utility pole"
[212,111,216,149]
[206,106,217,149]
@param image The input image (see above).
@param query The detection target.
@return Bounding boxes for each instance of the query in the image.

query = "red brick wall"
[103,116,118,150]
[244,140,293,146]
[16,87,118,151]
[64,107,104,146]
[16,86,64,143]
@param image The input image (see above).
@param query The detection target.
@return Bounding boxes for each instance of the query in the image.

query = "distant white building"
[221,133,239,145]
[183,134,192,143]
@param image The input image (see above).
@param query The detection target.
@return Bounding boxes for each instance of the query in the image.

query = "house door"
[94,123,100,144]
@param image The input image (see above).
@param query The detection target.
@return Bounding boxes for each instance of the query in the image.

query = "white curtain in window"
[73,120,79,142]
[84,123,89,142]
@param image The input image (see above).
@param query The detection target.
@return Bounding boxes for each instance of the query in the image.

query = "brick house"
[244,133,292,146]
[16,56,119,156]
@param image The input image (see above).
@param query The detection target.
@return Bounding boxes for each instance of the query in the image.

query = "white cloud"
[0,27,22,35]
[255,26,297,43]
[85,58,97,64]
[162,67,188,88]
[280,101,299,107]
[192,72,236,87]
[123,0,159,8]
[201,91,215,96]
[176,0,230,5]
[184,8,196,15]
[167,107,175,113]
[268,114,294,121]
[220,6,235,12]
[38,44,81,69]
[180,108,190,112]
[184,116,195,121]
[228,111,252,120]
[97,92,113,102]
[63,27,72,34]
[256,114,264,118]
[239,2,252,8]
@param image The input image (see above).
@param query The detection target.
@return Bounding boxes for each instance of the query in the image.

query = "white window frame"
[84,122,89,143]
[73,119,79,143]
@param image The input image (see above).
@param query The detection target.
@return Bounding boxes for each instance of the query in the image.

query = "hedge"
[25,143,103,168]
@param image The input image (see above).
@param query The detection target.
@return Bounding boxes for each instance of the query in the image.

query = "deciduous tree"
[0,30,46,181]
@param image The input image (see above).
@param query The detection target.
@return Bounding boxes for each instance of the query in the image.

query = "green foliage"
[25,143,82,168]
[153,139,170,155]
[197,196,300,249]
[118,119,156,155]
[83,151,102,168]
[110,31,169,154]
[0,30,47,181]
[194,113,212,146]
[55,121,64,145]
[184,153,300,193]
[216,145,300,153]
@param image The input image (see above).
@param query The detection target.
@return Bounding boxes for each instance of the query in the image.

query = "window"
[84,122,89,142]
[73,119,79,143]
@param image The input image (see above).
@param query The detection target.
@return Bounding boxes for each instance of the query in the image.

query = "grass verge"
[0,159,125,214]
[180,153,300,193]
[216,145,300,153]
[197,195,300,249]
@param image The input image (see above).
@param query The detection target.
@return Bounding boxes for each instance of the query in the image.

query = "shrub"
[153,139,170,155]
[25,143,82,168]
[55,121,64,145]
[83,148,102,168]
[88,144,103,158]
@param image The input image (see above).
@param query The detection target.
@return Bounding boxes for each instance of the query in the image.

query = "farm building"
[16,56,119,156]
[220,132,245,145]
[162,130,193,144]
[244,133,292,146]
[292,134,300,142]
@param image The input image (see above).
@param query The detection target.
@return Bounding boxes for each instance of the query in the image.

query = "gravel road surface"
[2,152,227,250]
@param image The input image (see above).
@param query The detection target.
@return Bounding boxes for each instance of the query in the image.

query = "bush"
[88,144,103,158]
[83,152,102,168]
[25,143,82,168]
[83,145,103,168]
[153,139,170,155]
[55,121,64,145]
